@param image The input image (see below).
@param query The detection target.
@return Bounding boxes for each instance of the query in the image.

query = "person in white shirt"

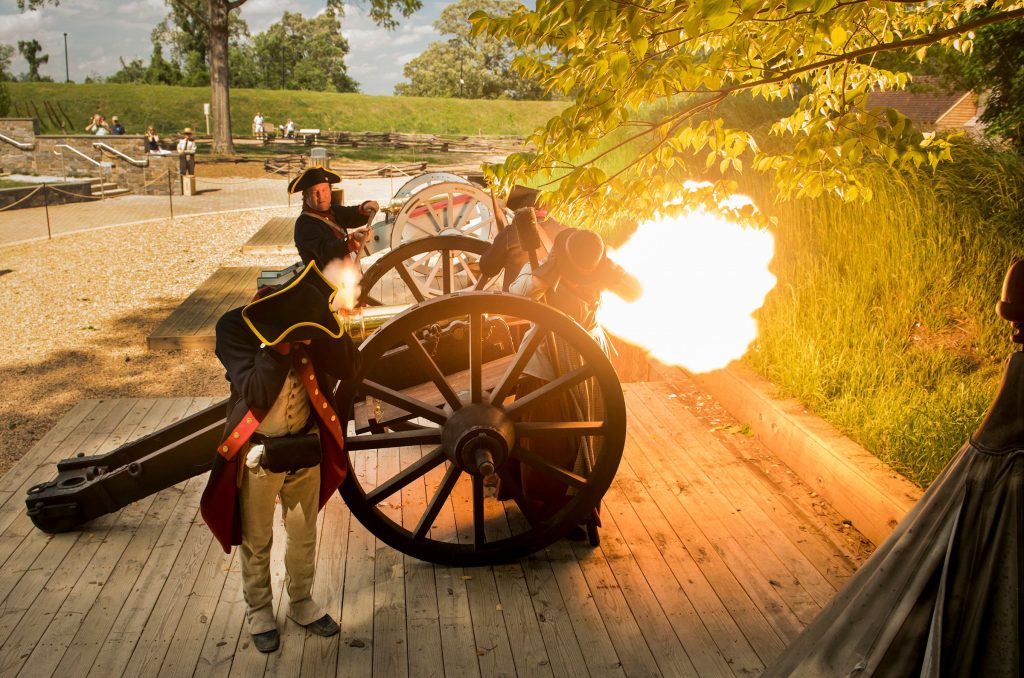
[253,112,265,140]
[176,127,197,175]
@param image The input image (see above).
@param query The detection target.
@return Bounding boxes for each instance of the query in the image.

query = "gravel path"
[0,205,301,476]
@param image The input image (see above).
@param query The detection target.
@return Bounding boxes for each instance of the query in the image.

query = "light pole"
[63,33,69,83]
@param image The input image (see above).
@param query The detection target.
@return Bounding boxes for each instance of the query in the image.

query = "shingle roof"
[865,87,974,125]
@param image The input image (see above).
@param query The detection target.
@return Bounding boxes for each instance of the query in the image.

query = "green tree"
[19,0,421,153]
[956,18,1024,150]
[476,0,1024,229]
[108,57,148,83]
[396,0,548,99]
[0,46,11,115]
[251,10,358,92]
[0,44,14,80]
[17,39,50,82]
[145,43,182,85]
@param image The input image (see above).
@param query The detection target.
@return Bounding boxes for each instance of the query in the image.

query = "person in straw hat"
[200,261,359,653]
[176,127,197,176]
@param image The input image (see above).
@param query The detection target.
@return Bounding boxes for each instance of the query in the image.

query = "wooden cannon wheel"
[340,292,626,566]
[359,235,501,307]
[389,181,501,250]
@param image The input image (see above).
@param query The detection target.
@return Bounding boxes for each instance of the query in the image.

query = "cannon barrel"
[24,301,416,534]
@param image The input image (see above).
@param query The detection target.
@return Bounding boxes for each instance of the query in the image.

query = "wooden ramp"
[0,379,869,677]
[242,217,298,257]
[148,267,260,350]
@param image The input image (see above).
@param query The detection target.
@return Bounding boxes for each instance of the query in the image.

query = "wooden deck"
[241,217,298,257]
[0,380,869,677]
[147,267,261,351]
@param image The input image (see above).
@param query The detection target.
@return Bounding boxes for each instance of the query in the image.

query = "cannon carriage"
[25,182,627,566]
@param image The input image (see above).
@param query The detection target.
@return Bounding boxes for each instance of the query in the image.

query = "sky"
[0,0,453,95]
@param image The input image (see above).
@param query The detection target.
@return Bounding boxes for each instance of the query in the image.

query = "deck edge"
[664,362,922,547]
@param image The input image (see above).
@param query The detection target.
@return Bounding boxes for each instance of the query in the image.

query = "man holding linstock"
[291,167,378,271]
[200,258,360,653]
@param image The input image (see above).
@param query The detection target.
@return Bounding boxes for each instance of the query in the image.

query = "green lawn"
[8,82,565,139]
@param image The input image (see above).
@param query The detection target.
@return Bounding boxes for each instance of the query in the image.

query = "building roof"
[865,83,975,126]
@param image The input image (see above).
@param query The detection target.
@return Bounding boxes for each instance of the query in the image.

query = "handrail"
[0,132,34,150]
[54,144,113,169]
[92,142,148,167]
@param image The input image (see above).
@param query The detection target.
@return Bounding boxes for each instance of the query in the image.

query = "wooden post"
[43,185,52,240]
[167,170,174,221]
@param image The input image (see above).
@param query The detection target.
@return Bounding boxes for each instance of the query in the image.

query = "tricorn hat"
[242,261,344,346]
[505,185,544,212]
[288,166,342,194]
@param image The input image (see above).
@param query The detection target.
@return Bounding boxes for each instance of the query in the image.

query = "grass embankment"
[7,82,565,138]
[744,146,1024,486]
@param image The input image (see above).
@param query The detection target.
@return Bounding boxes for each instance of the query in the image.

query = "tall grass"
[7,82,565,138]
[742,143,1024,485]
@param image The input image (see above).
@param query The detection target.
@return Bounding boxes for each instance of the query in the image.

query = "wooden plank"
[644,380,850,606]
[686,364,921,545]
[371,448,409,677]
[446,473,519,678]
[157,531,234,676]
[574,507,701,677]
[0,399,140,609]
[621,386,794,659]
[51,399,217,677]
[569,539,663,677]
[148,267,260,351]
[398,445,444,678]
[421,453,481,678]
[9,399,182,678]
[628,384,831,627]
[241,217,298,256]
[299,493,349,677]
[651,378,863,589]
[336,450,377,678]
[86,476,208,676]
[193,551,244,677]
[611,450,765,675]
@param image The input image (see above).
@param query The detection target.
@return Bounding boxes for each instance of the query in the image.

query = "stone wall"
[1,118,183,195]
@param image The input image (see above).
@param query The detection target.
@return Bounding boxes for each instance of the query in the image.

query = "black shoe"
[252,628,280,653]
[304,614,340,637]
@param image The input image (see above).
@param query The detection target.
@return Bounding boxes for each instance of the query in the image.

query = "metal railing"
[54,144,113,170]
[0,132,35,150]
[92,142,148,167]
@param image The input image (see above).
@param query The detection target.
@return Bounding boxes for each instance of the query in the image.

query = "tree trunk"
[207,0,234,155]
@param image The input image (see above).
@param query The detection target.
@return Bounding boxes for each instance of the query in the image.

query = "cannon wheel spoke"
[413,463,461,540]
[361,379,447,424]
[503,365,594,418]
[490,325,546,406]
[470,311,483,403]
[510,444,587,489]
[366,446,446,506]
[514,421,607,437]
[396,262,427,303]
[402,332,463,411]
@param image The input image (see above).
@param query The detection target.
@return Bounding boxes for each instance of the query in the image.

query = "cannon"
[25,285,626,566]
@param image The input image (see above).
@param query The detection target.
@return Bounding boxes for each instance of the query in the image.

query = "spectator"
[253,111,264,140]
[84,114,110,136]
[110,116,125,135]
[284,119,296,139]
[144,125,161,152]
[177,127,197,176]
[200,262,358,653]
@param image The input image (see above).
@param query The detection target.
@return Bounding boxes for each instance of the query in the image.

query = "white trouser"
[239,463,325,634]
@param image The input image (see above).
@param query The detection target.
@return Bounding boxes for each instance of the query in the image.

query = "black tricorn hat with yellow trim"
[242,261,344,346]
[287,166,342,194]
